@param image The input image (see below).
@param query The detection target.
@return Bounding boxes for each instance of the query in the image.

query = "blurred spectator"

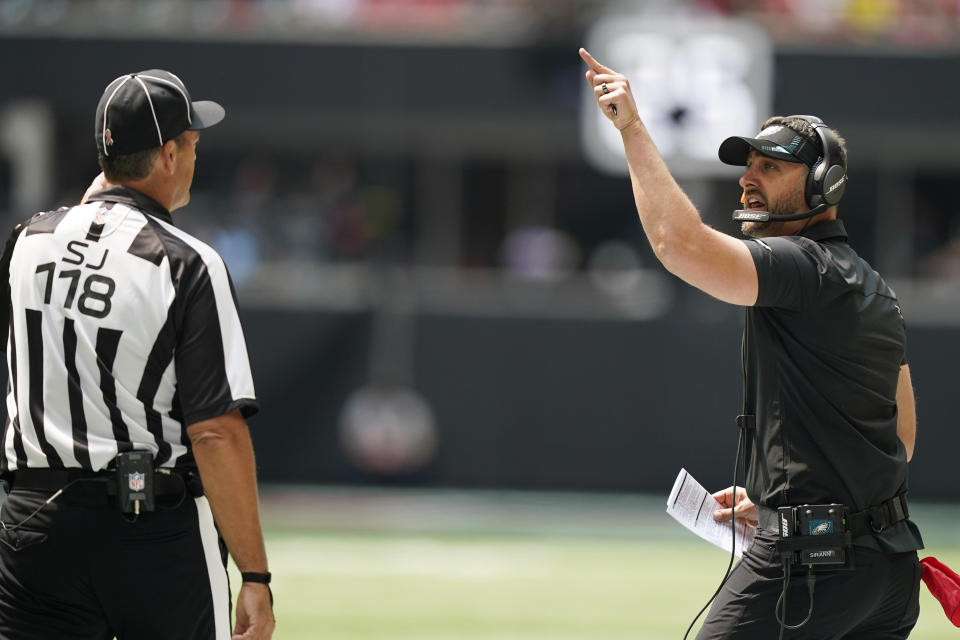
[692,0,960,46]
[844,0,898,39]
[225,155,275,266]
[914,175,960,278]
[291,0,358,27]
[213,226,261,284]
[7,0,960,48]
[501,226,580,281]
[587,239,643,296]
[917,233,960,278]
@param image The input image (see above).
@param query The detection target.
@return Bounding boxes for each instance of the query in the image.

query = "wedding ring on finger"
[601,82,609,94]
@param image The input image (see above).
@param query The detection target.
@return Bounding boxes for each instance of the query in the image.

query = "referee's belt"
[757,493,910,537]
[5,468,201,497]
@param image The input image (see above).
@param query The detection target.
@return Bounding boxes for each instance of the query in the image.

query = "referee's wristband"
[240,571,274,608]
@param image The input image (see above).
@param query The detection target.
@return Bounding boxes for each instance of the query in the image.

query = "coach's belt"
[756,493,909,537]
[7,468,190,497]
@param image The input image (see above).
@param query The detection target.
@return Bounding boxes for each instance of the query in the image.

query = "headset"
[732,115,847,223]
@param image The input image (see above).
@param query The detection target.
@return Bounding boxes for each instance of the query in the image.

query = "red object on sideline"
[920,556,960,627]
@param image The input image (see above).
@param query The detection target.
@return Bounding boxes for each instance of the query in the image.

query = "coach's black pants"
[0,480,232,640]
[696,529,921,639]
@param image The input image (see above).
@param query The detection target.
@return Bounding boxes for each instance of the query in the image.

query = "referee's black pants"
[696,529,921,639]
[0,479,232,640]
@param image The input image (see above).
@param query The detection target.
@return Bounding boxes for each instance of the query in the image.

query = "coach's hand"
[712,486,758,527]
[232,582,275,639]
[579,48,640,131]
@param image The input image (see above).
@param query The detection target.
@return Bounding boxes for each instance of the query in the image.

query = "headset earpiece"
[794,115,846,209]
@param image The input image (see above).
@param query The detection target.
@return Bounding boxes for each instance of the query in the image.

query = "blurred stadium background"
[2,0,959,637]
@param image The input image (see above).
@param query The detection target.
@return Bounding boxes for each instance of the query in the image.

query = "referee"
[0,70,274,639]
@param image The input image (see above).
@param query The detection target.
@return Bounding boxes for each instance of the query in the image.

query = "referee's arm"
[188,408,275,639]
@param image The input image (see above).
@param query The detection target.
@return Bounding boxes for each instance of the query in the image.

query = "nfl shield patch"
[127,472,145,492]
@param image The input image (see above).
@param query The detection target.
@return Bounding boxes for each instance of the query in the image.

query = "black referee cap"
[95,69,225,157]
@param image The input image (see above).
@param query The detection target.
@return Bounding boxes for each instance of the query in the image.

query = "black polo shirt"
[743,218,922,552]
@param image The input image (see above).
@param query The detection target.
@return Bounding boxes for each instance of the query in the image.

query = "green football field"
[243,488,960,640]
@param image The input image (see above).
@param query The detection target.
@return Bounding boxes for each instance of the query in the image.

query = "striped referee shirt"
[1,186,258,472]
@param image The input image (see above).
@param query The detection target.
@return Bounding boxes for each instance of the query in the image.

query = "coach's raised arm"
[579,47,759,306]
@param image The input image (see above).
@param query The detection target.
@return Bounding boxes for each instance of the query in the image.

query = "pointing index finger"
[579,47,614,74]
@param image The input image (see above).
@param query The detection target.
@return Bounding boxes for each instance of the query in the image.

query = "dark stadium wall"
[240,305,958,501]
[3,37,960,170]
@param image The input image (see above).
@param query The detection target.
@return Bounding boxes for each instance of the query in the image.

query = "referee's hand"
[80,172,110,204]
[233,582,275,639]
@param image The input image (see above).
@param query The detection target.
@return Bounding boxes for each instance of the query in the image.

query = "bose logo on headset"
[826,175,847,196]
